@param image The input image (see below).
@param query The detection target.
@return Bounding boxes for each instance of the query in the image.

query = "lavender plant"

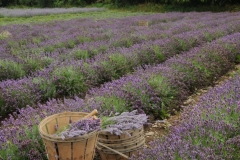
[102,110,148,135]
[0,60,26,81]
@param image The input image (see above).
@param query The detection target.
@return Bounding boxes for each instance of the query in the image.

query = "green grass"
[0,10,150,26]
[2,3,239,26]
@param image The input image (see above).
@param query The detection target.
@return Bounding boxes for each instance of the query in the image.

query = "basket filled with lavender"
[38,109,100,160]
[97,110,147,160]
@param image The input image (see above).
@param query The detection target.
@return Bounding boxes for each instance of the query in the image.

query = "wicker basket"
[38,112,99,160]
[97,127,145,160]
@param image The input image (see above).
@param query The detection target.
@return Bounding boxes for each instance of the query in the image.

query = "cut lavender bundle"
[102,110,148,135]
[55,117,101,140]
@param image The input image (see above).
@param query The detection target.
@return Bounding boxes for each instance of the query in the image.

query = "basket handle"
[83,109,98,119]
[98,142,129,159]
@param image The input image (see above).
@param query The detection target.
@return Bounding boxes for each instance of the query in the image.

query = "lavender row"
[0,33,239,159]
[1,12,239,81]
[132,67,240,160]
[85,32,240,117]
[1,11,237,56]
[0,12,215,80]
[1,13,188,58]
[0,14,188,80]
[1,17,239,115]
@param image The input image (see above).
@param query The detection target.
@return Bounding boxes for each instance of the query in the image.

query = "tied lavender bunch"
[56,117,101,140]
[102,110,148,135]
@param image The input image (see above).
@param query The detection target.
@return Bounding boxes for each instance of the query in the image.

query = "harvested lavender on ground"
[102,110,148,135]
[55,117,101,140]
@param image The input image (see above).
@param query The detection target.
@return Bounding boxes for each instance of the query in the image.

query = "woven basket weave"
[38,112,99,160]
[97,127,145,160]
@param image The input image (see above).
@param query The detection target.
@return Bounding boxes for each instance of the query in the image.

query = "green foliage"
[0,11,146,26]
[108,53,131,78]
[72,49,90,60]
[32,77,56,100]
[100,53,133,80]
[192,60,212,79]
[55,125,70,135]
[53,66,86,96]
[23,125,47,159]
[76,36,92,44]
[29,47,45,55]
[96,96,129,113]
[44,45,55,53]
[0,141,19,160]
[236,54,240,63]
[149,75,174,98]
[82,62,96,76]
[0,60,26,80]
[66,39,77,49]
[154,46,165,61]
[113,38,133,48]
[148,75,177,111]
[101,116,116,129]
[24,56,51,72]
[123,81,164,118]
[0,96,6,109]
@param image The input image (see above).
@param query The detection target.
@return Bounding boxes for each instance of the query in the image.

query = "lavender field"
[0,11,240,159]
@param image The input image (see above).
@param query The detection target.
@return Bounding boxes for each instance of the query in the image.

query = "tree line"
[0,0,239,8]
[112,0,239,7]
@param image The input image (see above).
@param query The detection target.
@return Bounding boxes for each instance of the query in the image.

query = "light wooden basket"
[38,111,99,160]
[97,127,145,160]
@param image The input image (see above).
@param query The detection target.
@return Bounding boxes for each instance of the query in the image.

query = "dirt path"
[144,64,240,144]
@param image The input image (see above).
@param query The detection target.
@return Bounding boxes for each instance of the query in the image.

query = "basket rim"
[38,111,99,142]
